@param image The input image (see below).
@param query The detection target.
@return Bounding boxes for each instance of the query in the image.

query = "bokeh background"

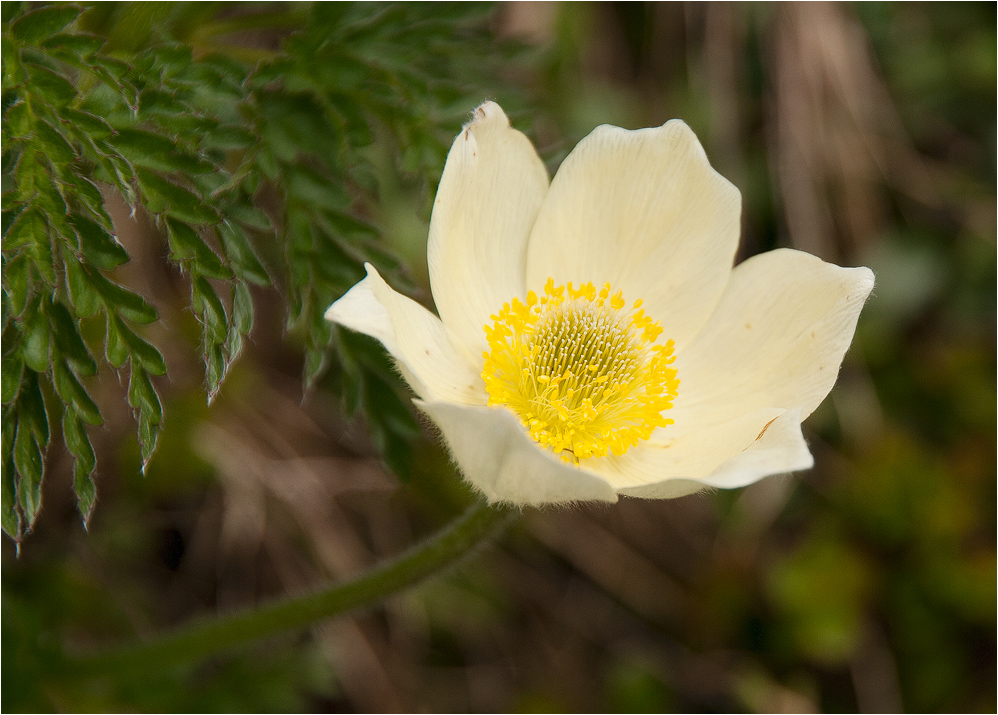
[3,2,995,712]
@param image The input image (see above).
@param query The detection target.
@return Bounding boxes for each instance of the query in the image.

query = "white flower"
[326,102,874,507]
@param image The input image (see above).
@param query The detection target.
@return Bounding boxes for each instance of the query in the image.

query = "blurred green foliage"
[2,2,995,713]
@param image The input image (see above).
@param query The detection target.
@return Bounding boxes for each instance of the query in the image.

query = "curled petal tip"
[465,100,509,130]
[854,266,876,298]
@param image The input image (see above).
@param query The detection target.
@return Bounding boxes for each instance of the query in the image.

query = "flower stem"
[68,500,514,678]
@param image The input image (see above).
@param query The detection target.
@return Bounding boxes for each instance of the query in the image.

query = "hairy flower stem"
[67,501,515,678]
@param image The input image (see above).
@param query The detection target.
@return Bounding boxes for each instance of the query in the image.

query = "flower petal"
[615,408,813,498]
[583,406,780,485]
[525,120,741,350]
[428,101,550,356]
[325,264,484,405]
[415,400,619,506]
[669,249,874,436]
[693,408,813,489]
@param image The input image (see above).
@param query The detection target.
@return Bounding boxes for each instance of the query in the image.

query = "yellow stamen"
[482,278,679,462]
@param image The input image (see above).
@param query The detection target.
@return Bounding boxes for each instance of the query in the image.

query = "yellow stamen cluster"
[482,278,679,462]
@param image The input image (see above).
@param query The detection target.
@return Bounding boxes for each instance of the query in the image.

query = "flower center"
[482,278,679,462]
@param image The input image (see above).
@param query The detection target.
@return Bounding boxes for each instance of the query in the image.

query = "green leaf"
[20,370,49,444]
[21,304,50,372]
[87,65,135,106]
[1,350,23,404]
[192,276,227,343]
[189,169,227,197]
[256,147,278,180]
[14,148,43,200]
[24,213,56,285]
[285,165,350,209]
[171,151,217,176]
[202,125,254,150]
[128,367,162,424]
[224,333,243,371]
[62,408,96,473]
[240,168,260,196]
[333,329,363,418]
[40,31,104,57]
[147,43,192,76]
[111,127,182,172]
[121,328,167,376]
[23,62,77,105]
[52,360,102,425]
[324,210,379,241]
[1,417,20,540]
[14,407,48,528]
[230,280,253,335]
[34,119,77,164]
[90,55,129,82]
[58,107,113,140]
[219,281,252,379]
[137,408,159,472]
[3,251,31,317]
[47,299,97,375]
[166,218,231,279]
[104,314,129,368]
[364,377,419,482]
[217,222,269,285]
[11,5,81,45]
[303,347,328,391]
[3,206,46,251]
[72,460,96,527]
[1,203,24,236]
[70,212,128,269]
[5,100,33,138]
[73,178,113,229]
[63,249,102,318]
[102,153,138,202]
[138,88,191,116]
[37,186,70,236]
[382,429,413,484]
[196,52,247,84]
[226,203,272,231]
[206,342,225,403]
[135,168,218,224]
[90,271,158,323]
[2,36,24,85]
[13,419,44,527]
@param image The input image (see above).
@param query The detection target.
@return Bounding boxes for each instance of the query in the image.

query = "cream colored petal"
[325,264,484,405]
[669,249,874,436]
[619,479,707,500]
[620,409,814,499]
[525,120,741,351]
[694,408,813,489]
[415,400,618,506]
[428,101,550,356]
[584,406,785,488]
